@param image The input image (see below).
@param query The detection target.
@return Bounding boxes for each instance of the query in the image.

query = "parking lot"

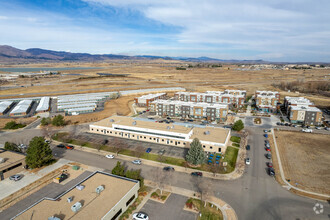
[139,193,196,220]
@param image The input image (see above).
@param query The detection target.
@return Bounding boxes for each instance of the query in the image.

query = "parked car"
[148,117,154,120]
[263,130,268,133]
[264,134,268,138]
[180,118,185,121]
[301,129,312,133]
[284,123,289,126]
[105,154,115,159]
[9,174,23,181]
[133,212,149,220]
[65,145,74,150]
[132,159,142,165]
[158,149,165,155]
[266,153,272,159]
[163,166,175,171]
[315,127,322,130]
[266,148,271,152]
[325,127,330,131]
[187,119,194,122]
[246,145,250,150]
[191,172,203,177]
[56,144,65,148]
[167,117,171,120]
[267,162,273,168]
[265,140,270,144]
[291,124,297,127]
[245,158,251,165]
[146,148,152,153]
[276,122,281,126]
[268,167,275,176]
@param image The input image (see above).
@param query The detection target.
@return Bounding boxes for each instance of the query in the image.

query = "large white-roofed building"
[36,97,50,113]
[0,101,14,115]
[9,100,32,116]
[89,116,231,153]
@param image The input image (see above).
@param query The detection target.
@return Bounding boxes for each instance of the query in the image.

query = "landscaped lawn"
[222,146,239,173]
[230,136,241,143]
[186,198,223,220]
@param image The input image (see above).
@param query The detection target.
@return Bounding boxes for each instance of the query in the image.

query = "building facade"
[89,116,231,153]
[0,149,26,181]
[284,96,323,125]
[134,93,166,107]
[255,91,280,113]
[149,100,228,122]
[174,90,246,107]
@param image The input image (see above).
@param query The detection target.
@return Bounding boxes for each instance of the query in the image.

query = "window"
[162,139,164,141]
[91,128,94,131]
[107,131,109,133]
[178,142,180,144]
[132,135,135,137]
[154,138,156,140]
[115,132,117,135]
[97,129,99,132]
[170,141,173,143]
[2,163,23,173]
[210,146,213,149]
[111,209,122,220]
[110,131,112,134]
[149,137,152,140]
[101,130,103,132]
[126,194,136,207]
[203,146,205,148]
[184,143,186,145]
[144,137,146,139]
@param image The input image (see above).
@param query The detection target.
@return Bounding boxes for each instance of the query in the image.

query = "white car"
[245,158,251,165]
[302,129,312,133]
[133,212,149,220]
[105,154,115,159]
[132,159,142,165]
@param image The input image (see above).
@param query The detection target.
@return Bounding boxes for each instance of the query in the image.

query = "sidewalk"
[0,159,71,201]
[55,140,246,181]
[143,180,237,220]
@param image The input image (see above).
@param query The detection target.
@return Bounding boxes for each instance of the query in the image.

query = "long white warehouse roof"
[10,100,32,114]
[36,97,50,112]
[0,101,13,113]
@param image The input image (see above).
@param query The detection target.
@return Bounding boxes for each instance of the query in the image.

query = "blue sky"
[0,0,330,62]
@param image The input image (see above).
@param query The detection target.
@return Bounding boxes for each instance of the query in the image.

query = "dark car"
[268,167,275,176]
[188,119,194,122]
[163,166,175,171]
[266,153,272,159]
[65,145,74,150]
[56,144,65,148]
[191,172,203,177]
[276,122,281,126]
[265,140,270,144]
[148,117,154,120]
[246,145,250,150]
[146,148,152,153]
[9,174,23,181]
[264,134,268,138]
[285,123,289,126]
[165,121,170,124]
[180,118,185,121]
[167,117,171,120]
[158,120,164,123]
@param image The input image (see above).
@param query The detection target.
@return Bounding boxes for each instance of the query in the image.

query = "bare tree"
[41,126,55,140]
[111,138,126,156]
[151,167,173,195]
[191,177,213,208]
[210,163,221,177]
[134,145,145,158]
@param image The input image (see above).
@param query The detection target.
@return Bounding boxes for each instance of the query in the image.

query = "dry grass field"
[0,117,36,129]
[274,130,330,195]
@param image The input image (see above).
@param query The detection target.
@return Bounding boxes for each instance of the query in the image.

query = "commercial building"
[149,100,228,122]
[174,89,246,107]
[284,96,322,125]
[36,97,50,113]
[0,149,26,181]
[12,171,140,220]
[89,116,231,153]
[0,101,14,115]
[134,93,166,107]
[9,100,33,116]
[255,91,280,113]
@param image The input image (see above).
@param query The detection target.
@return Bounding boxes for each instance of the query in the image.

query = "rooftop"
[14,171,138,220]
[152,100,229,108]
[285,96,314,105]
[191,126,229,144]
[291,105,321,112]
[0,149,25,170]
[137,93,166,100]
[36,97,50,112]
[0,101,13,113]
[10,100,32,114]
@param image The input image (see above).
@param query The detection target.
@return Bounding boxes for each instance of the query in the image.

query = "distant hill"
[0,45,266,64]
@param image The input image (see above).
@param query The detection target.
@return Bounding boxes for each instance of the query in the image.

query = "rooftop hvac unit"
[76,185,85,191]
[48,216,61,220]
[204,131,210,135]
[110,119,115,122]
[0,157,5,163]
[71,202,82,212]
[171,125,175,129]
[67,197,73,203]
[167,126,170,130]
[132,121,137,126]
[95,185,105,194]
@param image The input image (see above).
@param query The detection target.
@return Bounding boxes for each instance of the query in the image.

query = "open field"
[274,130,330,195]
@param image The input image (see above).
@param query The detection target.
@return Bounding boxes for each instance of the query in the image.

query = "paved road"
[0,121,329,219]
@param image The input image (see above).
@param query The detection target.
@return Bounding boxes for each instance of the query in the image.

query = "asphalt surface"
[0,119,329,219]
[139,193,197,220]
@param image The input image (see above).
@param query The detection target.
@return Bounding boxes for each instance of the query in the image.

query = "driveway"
[139,193,196,220]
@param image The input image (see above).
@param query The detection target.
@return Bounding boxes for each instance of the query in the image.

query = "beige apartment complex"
[13,171,140,220]
[134,93,166,107]
[149,100,229,122]
[174,90,246,107]
[89,116,231,153]
[0,149,26,181]
[255,91,280,113]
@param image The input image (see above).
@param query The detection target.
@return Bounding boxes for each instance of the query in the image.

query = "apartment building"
[134,93,166,107]
[149,100,228,122]
[89,116,231,153]
[284,96,322,125]
[255,91,280,113]
[174,90,246,107]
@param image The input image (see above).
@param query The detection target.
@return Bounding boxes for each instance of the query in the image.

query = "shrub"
[52,115,65,126]
[151,192,159,198]
[41,117,52,126]
[4,121,25,129]
[4,142,21,153]
[232,120,244,131]
[230,136,241,143]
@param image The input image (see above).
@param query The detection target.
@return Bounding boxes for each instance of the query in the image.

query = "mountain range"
[0,45,266,63]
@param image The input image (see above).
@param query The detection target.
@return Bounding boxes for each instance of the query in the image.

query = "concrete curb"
[271,129,330,200]
[52,139,245,181]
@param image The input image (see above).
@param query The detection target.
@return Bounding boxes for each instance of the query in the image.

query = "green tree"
[4,142,21,153]
[111,161,126,176]
[52,115,65,126]
[185,138,206,165]
[4,121,25,129]
[25,137,53,169]
[232,120,244,131]
[41,117,52,126]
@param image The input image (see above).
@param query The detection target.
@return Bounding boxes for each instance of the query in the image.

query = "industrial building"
[9,100,33,116]
[174,89,246,107]
[0,149,26,181]
[0,101,14,115]
[255,91,280,113]
[284,96,323,125]
[89,116,231,153]
[134,93,166,107]
[149,100,229,122]
[12,171,140,220]
[36,97,50,113]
